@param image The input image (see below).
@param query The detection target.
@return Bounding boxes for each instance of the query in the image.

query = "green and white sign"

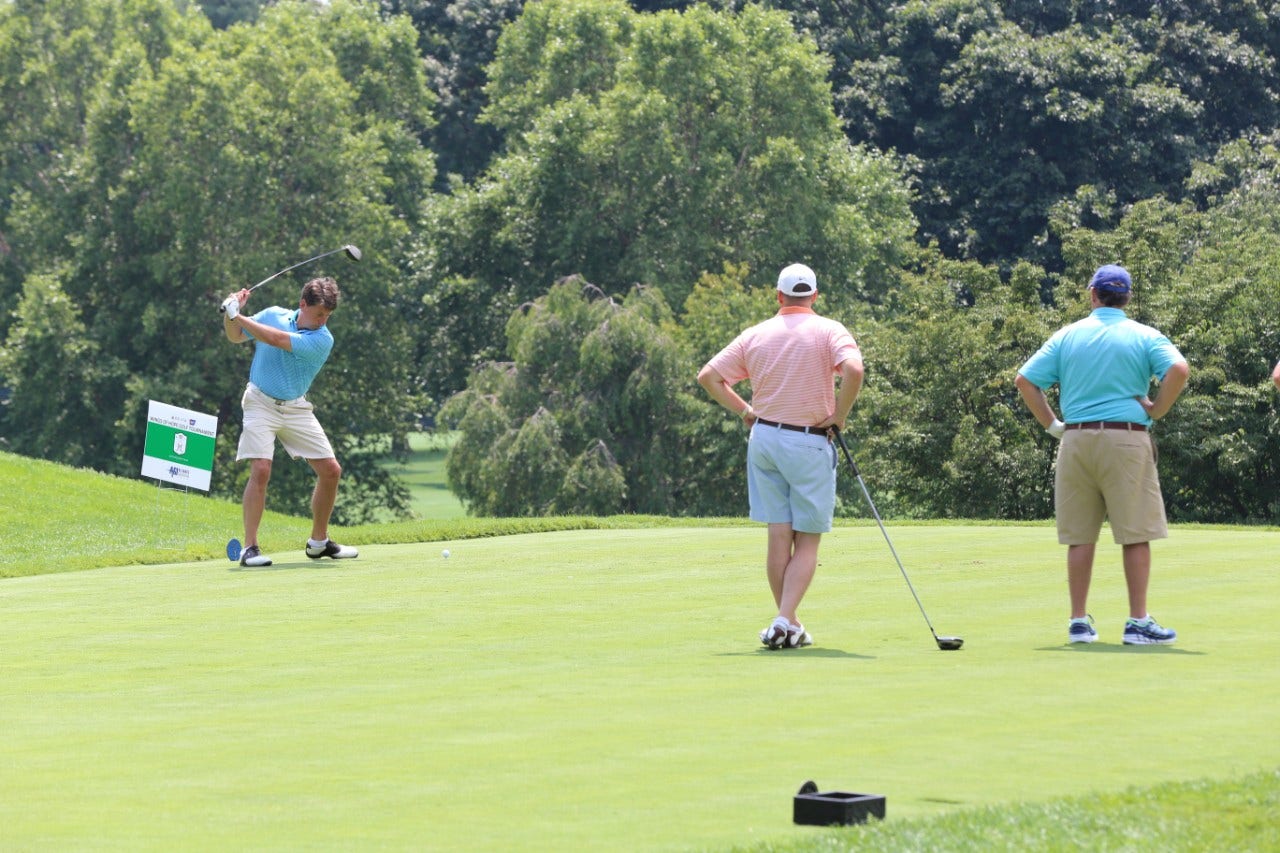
[141,400,217,491]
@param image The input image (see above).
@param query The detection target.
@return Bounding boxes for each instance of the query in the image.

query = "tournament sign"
[141,400,217,491]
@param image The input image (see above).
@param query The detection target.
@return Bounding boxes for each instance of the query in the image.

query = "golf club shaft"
[832,429,942,639]
[248,245,356,292]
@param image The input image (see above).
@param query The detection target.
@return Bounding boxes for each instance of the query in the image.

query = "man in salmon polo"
[698,263,864,649]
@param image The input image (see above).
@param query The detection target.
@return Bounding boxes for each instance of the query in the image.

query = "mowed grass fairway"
[2,524,1278,850]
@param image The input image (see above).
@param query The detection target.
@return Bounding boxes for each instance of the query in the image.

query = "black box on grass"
[793,781,886,826]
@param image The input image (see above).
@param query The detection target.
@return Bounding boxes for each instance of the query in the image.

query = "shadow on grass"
[1037,643,1206,655]
[228,561,345,573]
[715,648,877,660]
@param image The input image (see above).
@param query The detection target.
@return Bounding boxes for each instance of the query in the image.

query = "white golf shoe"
[759,616,790,650]
[239,545,273,567]
[305,539,358,560]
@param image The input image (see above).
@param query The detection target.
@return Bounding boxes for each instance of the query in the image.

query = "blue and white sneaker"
[1123,616,1177,645]
[760,616,790,650]
[1068,615,1097,644]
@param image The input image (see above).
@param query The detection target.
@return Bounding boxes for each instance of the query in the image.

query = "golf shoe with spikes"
[305,539,359,560]
[759,616,790,650]
[786,623,813,648]
[240,545,272,567]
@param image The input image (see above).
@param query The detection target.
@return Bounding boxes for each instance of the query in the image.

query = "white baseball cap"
[777,263,817,296]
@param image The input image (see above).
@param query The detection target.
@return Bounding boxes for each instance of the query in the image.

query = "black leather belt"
[755,417,828,435]
[1065,421,1146,432]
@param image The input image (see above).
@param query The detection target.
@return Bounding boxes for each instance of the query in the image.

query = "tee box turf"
[793,780,886,826]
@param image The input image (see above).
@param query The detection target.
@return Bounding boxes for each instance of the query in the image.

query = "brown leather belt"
[1064,421,1146,432]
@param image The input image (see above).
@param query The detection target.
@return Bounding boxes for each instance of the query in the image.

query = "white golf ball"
[442,549,450,559]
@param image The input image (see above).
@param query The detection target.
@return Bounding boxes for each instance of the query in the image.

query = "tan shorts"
[236,384,335,461]
[1055,427,1167,545]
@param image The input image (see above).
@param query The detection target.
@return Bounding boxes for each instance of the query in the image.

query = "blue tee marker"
[226,538,242,562]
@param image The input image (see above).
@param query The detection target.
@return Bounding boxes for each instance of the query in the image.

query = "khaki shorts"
[236,384,335,461]
[1055,428,1167,545]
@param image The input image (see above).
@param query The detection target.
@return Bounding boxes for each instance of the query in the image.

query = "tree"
[671,263,776,516]
[441,276,687,516]
[0,0,205,340]
[833,0,1280,272]
[0,0,436,523]
[196,0,263,29]
[384,0,524,187]
[0,0,207,460]
[1050,134,1280,523]
[850,253,1061,519]
[0,270,127,464]
[411,0,916,402]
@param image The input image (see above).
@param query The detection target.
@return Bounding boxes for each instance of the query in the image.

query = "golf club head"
[936,636,964,650]
[344,244,362,262]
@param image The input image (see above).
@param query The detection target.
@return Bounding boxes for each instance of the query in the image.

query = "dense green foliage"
[0,0,434,523]
[774,0,1280,270]
[411,0,915,402]
[442,277,688,514]
[4,0,1280,523]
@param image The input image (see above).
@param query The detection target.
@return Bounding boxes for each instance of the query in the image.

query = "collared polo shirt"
[246,307,333,400]
[1018,307,1183,425]
[705,306,859,426]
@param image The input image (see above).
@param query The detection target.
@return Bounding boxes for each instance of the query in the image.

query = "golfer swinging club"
[698,263,864,649]
[221,277,358,567]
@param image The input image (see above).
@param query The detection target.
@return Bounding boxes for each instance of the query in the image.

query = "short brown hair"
[302,277,340,310]
[1094,288,1131,309]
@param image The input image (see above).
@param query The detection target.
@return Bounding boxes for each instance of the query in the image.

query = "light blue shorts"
[746,422,838,533]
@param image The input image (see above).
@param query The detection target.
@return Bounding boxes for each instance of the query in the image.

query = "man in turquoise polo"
[1015,264,1189,645]
[222,276,358,568]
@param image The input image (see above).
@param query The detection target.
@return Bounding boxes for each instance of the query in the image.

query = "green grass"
[2,450,1278,849]
[743,769,1280,851]
[0,450,737,578]
[380,430,468,520]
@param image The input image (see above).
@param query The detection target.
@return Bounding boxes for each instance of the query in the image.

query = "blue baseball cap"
[1088,264,1132,293]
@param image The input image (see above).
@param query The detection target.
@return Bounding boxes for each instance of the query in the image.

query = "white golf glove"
[1046,418,1065,439]
[221,296,239,319]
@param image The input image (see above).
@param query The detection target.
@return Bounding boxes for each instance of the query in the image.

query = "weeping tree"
[441,276,685,516]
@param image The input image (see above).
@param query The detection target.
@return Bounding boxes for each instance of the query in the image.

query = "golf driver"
[220,244,362,312]
[831,427,964,651]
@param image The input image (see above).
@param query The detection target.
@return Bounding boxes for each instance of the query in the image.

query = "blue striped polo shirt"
[246,307,333,400]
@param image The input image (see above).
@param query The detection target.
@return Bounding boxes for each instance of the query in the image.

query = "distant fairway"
[2,524,1277,850]
[381,431,467,521]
